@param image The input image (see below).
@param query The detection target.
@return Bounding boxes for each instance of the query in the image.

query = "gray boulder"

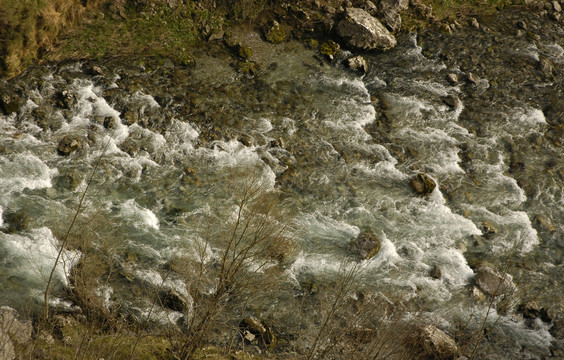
[475,266,514,296]
[418,325,458,360]
[0,307,33,360]
[336,8,397,51]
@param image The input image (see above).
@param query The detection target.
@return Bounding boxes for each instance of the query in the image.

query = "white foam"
[197,139,276,191]
[0,152,58,194]
[132,91,160,110]
[463,205,539,252]
[0,227,81,289]
[120,199,160,230]
[164,119,199,154]
[513,107,546,126]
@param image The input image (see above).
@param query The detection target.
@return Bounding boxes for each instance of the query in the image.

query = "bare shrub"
[166,174,295,359]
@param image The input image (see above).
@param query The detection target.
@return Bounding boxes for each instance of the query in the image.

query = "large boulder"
[349,228,381,260]
[0,306,32,360]
[475,266,514,296]
[336,8,397,51]
[418,325,459,360]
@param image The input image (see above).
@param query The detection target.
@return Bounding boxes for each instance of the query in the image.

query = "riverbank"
[1,0,556,78]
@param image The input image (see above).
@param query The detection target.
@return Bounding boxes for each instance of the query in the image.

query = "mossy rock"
[264,20,286,44]
[304,38,319,50]
[320,40,340,60]
[237,44,252,59]
[237,60,259,76]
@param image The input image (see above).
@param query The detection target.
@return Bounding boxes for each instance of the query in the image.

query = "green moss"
[238,44,253,59]
[304,38,319,50]
[320,40,340,59]
[265,20,286,44]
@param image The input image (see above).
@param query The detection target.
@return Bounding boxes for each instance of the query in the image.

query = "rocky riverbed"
[1,1,563,359]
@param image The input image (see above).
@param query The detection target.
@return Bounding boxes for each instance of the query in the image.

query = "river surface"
[1,8,563,359]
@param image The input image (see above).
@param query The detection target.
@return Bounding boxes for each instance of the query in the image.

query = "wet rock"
[58,135,85,156]
[447,73,459,84]
[103,116,117,129]
[122,109,139,125]
[429,264,442,279]
[442,94,460,109]
[349,228,381,260]
[0,91,22,115]
[481,221,498,237]
[55,90,76,109]
[336,8,397,51]
[320,40,341,60]
[345,55,368,73]
[467,72,480,85]
[264,20,286,44]
[519,301,541,319]
[475,266,514,296]
[239,317,276,348]
[159,289,190,313]
[410,173,436,196]
[417,325,458,360]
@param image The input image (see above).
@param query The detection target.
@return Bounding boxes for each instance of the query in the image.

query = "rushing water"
[1,10,563,358]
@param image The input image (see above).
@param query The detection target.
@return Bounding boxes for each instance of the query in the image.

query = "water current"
[0,10,563,358]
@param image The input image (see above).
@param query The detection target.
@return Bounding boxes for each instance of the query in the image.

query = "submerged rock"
[349,228,381,260]
[4,210,29,233]
[336,8,397,51]
[410,173,436,196]
[429,264,442,279]
[475,266,514,296]
[417,325,458,360]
